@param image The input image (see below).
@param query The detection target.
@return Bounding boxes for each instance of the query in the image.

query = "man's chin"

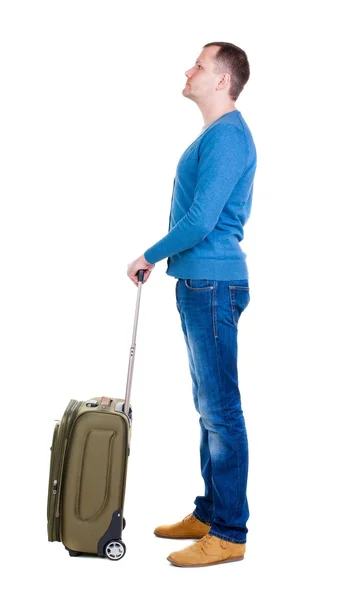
[182,87,193,98]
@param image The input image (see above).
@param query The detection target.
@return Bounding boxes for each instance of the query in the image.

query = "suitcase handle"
[137,269,145,283]
[123,269,146,416]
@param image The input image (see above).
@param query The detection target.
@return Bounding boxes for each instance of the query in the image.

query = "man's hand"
[127,254,155,286]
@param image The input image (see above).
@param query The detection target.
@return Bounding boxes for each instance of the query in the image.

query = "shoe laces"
[196,534,214,549]
[183,513,196,523]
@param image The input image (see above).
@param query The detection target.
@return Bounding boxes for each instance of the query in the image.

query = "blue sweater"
[144,109,257,280]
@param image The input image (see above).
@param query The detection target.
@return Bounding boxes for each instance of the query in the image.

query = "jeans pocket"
[228,285,250,327]
[184,279,214,291]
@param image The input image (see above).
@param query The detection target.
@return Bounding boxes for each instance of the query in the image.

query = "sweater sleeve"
[144,124,248,264]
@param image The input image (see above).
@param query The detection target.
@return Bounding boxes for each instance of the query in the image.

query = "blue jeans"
[175,278,250,544]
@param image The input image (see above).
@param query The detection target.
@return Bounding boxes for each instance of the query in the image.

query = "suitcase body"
[47,396,132,559]
[47,269,145,560]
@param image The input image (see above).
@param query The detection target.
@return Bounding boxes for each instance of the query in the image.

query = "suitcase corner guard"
[97,508,124,557]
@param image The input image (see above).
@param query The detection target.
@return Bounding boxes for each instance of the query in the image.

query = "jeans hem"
[209,528,246,544]
[193,509,211,527]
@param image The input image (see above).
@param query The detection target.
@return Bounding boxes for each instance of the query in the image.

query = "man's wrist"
[143,254,154,266]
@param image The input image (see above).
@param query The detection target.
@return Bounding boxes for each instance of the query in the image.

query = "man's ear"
[217,72,231,90]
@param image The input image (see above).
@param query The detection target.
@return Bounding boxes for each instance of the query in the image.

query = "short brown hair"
[203,42,250,101]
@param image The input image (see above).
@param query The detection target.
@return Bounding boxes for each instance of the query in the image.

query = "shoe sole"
[167,555,244,568]
[154,532,207,539]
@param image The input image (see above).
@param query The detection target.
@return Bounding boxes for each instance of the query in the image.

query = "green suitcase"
[47,270,145,561]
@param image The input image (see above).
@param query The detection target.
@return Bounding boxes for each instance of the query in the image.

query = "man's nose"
[185,67,193,78]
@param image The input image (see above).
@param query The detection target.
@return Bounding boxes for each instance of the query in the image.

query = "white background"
[1,0,340,598]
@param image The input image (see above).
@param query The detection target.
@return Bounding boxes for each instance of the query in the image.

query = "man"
[127,42,257,568]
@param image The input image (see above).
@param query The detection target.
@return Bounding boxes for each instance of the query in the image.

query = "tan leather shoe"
[167,533,246,567]
[154,513,210,539]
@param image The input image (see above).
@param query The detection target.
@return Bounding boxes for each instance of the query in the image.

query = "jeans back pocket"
[228,285,250,327]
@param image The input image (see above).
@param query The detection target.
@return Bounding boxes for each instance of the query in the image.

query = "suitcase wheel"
[69,550,81,557]
[104,540,126,561]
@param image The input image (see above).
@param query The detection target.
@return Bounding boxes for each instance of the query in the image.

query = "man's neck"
[200,103,237,127]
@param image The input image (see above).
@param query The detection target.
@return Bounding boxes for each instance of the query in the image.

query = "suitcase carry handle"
[123,269,146,416]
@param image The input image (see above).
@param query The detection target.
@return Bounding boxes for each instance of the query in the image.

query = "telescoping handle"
[123,269,146,416]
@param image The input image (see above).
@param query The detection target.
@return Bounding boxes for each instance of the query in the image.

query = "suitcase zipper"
[47,421,60,521]
[47,399,80,541]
